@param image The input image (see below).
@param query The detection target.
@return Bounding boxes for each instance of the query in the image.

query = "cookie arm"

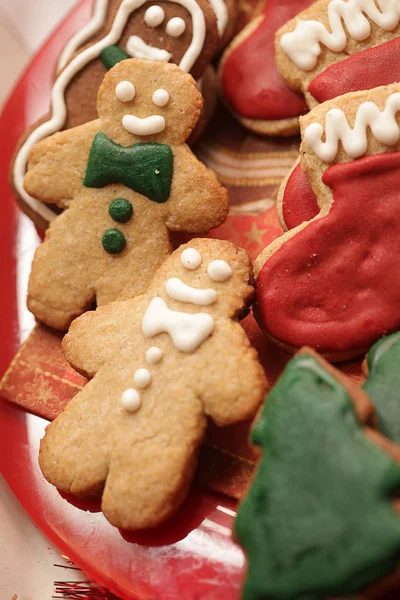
[23,121,99,209]
[164,145,229,233]
[197,321,267,426]
[62,298,144,378]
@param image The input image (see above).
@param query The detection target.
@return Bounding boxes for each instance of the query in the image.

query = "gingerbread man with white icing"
[39,239,267,531]
[25,59,228,331]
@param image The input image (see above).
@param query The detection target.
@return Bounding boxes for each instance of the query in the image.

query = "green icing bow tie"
[83,133,174,203]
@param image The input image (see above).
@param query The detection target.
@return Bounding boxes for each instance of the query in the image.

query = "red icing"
[282,162,318,229]
[309,37,400,103]
[256,152,400,355]
[221,0,312,121]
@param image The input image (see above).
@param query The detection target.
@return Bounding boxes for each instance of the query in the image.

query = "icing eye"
[115,81,135,102]
[166,17,186,37]
[208,260,233,282]
[181,248,202,269]
[152,89,170,107]
[144,5,165,27]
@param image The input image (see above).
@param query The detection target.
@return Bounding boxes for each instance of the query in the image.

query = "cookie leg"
[28,210,95,331]
[102,406,207,531]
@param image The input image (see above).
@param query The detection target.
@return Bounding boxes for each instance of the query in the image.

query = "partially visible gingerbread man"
[25,59,228,331]
[39,239,267,531]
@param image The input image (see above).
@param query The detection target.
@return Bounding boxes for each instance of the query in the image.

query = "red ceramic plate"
[0,2,245,598]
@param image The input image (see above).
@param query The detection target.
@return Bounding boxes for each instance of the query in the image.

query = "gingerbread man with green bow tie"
[24,58,228,331]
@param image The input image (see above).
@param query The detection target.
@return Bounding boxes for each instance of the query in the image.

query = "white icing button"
[134,368,152,389]
[166,17,187,37]
[115,81,135,102]
[147,346,163,365]
[207,260,233,282]
[152,89,170,107]
[181,248,202,270]
[144,5,165,27]
[121,388,141,412]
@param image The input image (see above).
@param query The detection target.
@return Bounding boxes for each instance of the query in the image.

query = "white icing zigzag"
[280,0,400,71]
[304,92,400,162]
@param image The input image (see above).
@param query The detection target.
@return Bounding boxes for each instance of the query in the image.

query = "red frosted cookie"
[219,0,313,137]
[276,0,400,111]
[255,83,400,361]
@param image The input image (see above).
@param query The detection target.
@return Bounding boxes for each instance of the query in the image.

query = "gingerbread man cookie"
[236,348,400,600]
[219,0,314,137]
[255,84,400,360]
[39,239,267,531]
[25,59,228,331]
[276,0,400,111]
[13,0,234,229]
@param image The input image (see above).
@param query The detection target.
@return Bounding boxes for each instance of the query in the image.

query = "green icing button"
[236,353,400,600]
[102,229,126,254]
[100,45,129,70]
[109,198,133,223]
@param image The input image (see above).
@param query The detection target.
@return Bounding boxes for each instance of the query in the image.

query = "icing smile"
[122,114,166,135]
[126,35,172,62]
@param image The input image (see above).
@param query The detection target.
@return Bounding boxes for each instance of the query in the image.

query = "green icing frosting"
[102,229,126,254]
[84,133,173,203]
[236,354,400,600]
[109,198,133,223]
[100,45,129,69]
[363,331,400,444]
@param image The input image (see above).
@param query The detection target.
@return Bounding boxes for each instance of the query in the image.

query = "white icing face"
[115,80,136,102]
[208,260,233,282]
[152,89,170,107]
[121,388,141,412]
[181,248,202,270]
[144,4,165,26]
[134,368,152,388]
[142,297,215,353]
[165,278,217,305]
[166,16,187,36]
[147,346,163,364]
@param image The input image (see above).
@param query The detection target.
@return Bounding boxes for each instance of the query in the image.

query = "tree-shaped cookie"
[364,331,400,445]
[255,83,400,360]
[276,0,400,111]
[219,0,313,137]
[236,349,400,600]
[24,58,228,331]
[39,239,267,530]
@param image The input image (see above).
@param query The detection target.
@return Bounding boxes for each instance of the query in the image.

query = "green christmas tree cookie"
[236,353,400,600]
[363,331,400,444]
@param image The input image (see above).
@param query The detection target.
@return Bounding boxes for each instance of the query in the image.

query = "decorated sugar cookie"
[12,0,232,229]
[276,0,400,111]
[219,0,314,137]
[236,349,400,600]
[255,84,400,360]
[39,239,267,531]
[25,59,228,331]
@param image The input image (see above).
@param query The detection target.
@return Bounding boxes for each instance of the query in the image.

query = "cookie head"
[98,58,203,144]
[147,239,254,318]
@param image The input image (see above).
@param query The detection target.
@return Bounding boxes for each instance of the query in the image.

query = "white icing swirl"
[181,248,202,269]
[142,297,214,352]
[207,260,233,282]
[208,0,229,36]
[304,92,400,162]
[280,0,400,71]
[165,278,217,305]
[13,0,206,223]
[144,5,165,27]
